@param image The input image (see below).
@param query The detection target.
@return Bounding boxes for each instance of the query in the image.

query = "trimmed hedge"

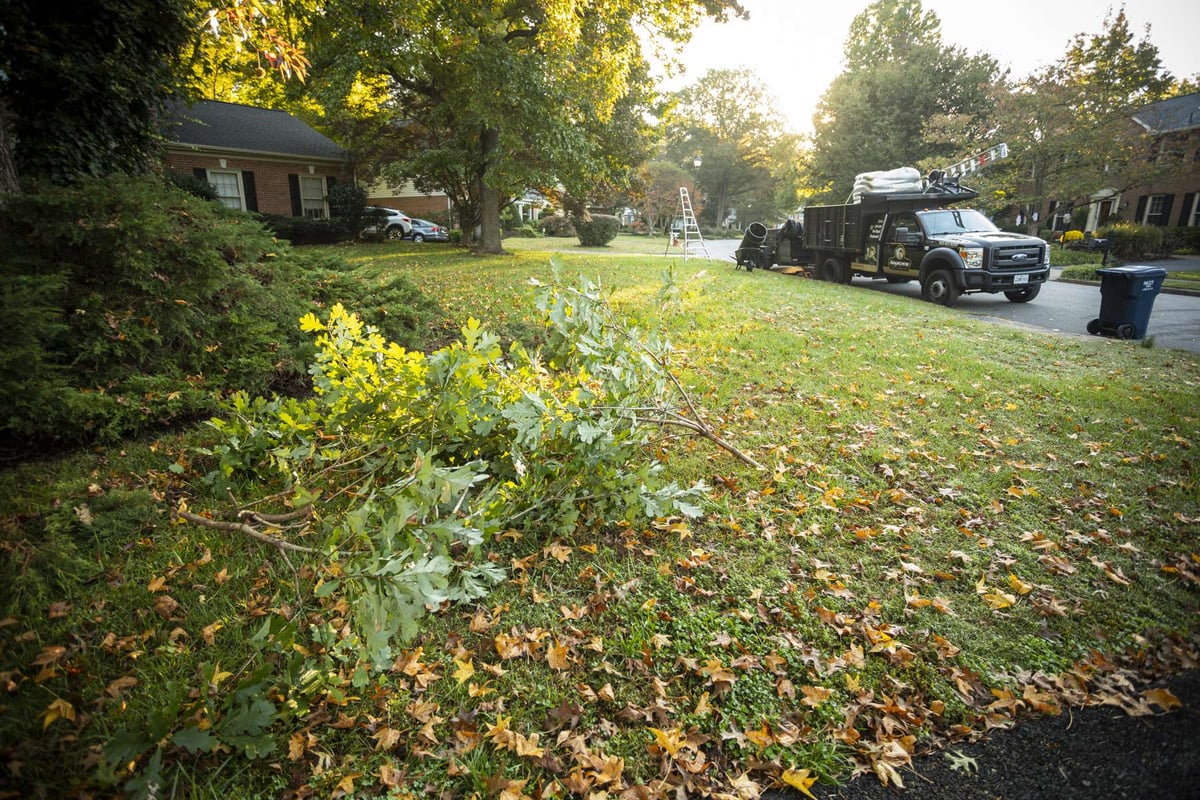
[537,216,577,238]
[0,175,435,446]
[1097,223,1175,260]
[260,214,353,245]
[575,214,620,247]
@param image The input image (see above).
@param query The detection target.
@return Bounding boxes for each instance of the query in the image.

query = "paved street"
[697,239,1200,354]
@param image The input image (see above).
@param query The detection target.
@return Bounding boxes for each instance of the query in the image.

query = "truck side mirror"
[895,227,922,244]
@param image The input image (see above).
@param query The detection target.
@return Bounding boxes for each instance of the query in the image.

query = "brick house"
[163,100,350,218]
[1050,92,1200,233]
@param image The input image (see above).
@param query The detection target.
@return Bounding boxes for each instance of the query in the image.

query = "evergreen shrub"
[575,214,620,247]
[1097,223,1173,260]
[0,175,434,446]
[537,215,576,237]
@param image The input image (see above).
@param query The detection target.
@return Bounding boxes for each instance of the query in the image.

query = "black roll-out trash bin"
[1086,265,1167,340]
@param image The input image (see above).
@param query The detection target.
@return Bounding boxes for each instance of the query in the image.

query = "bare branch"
[177,509,319,555]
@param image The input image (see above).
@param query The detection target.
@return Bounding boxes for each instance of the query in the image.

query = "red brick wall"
[165,151,350,216]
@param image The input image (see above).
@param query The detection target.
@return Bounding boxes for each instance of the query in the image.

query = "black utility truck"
[764,171,1050,307]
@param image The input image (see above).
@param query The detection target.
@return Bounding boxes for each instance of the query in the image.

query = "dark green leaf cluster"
[258,213,353,245]
[0,0,194,185]
[0,175,434,447]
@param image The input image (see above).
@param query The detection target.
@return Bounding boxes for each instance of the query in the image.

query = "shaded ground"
[772,670,1200,799]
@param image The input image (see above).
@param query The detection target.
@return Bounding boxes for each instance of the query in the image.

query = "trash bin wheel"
[1116,323,1137,340]
[1086,318,1102,335]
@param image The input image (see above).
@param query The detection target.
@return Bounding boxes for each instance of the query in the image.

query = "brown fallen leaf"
[1143,687,1182,712]
[154,595,179,618]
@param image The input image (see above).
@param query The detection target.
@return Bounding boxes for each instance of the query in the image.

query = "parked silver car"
[361,206,413,240]
[407,218,449,242]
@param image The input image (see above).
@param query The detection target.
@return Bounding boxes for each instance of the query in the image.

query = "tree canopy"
[660,68,786,227]
[982,8,1174,230]
[294,0,745,253]
[808,0,999,202]
[0,0,194,191]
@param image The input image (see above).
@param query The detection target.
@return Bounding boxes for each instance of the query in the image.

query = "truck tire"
[922,269,959,306]
[1004,284,1040,303]
[819,257,841,283]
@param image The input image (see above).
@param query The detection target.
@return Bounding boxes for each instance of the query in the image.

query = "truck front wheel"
[922,269,959,306]
[1004,284,1041,303]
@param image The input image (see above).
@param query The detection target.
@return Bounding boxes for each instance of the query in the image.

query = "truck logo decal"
[889,245,911,269]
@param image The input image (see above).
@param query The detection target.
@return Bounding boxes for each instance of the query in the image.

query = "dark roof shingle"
[166,100,347,160]
[1132,92,1200,135]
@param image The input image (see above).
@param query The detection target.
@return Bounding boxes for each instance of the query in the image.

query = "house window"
[207,170,244,210]
[1143,194,1167,225]
[1189,194,1200,227]
[299,176,327,219]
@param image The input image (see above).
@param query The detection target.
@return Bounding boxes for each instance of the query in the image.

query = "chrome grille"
[992,244,1044,270]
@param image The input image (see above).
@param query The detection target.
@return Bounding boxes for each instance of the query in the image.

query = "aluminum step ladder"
[666,187,709,261]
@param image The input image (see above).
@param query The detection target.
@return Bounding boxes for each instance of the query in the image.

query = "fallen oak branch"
[176,508,319,555]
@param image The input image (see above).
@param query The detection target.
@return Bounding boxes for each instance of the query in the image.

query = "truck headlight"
[958,247,984,268]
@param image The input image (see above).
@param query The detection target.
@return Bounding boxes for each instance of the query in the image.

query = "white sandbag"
[853,166,921,185]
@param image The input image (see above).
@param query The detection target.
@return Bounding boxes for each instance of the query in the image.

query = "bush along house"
[163,100,350,219]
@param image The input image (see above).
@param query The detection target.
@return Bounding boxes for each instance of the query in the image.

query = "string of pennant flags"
[942,143,1009,179]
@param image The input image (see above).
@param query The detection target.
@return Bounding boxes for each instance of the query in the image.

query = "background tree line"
[1,0,1195,246]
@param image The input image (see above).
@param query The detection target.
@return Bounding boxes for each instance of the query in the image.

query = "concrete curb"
[1054,277,1200,298]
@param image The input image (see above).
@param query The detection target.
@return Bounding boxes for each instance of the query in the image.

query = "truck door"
[884,212,924,278]
[856,214,887,275]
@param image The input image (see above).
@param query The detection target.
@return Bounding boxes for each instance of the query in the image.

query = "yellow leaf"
[1007,573,1034,595]
[201,621,223,646]
[782,767,819,799]
[332,772,359,798]
[146,575,168,592]
[298,312,325,332]
[983,591,1016,610]
[745,720,775,748]
[452,657,475,684]
[288,732,308,760]
[41,698,75,730]
[649,726,686,757]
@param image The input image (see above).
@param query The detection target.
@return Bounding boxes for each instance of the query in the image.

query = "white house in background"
[512,189,548,223]
[366,179,453,219]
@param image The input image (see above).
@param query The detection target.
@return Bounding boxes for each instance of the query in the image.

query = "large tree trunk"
[476,127,504,254]
[0,95,20,195]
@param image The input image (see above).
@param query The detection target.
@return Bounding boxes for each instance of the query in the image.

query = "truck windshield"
[918,209,999,236]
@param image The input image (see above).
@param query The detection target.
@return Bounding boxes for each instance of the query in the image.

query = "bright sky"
[658,0,1200,136]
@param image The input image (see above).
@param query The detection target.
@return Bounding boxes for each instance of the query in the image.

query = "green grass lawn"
[2,243,1198,799]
